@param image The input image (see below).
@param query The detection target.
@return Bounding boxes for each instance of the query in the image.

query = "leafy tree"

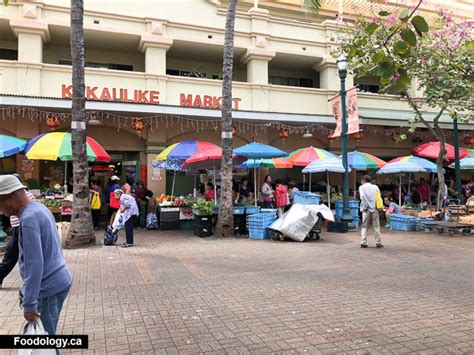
[334,1,473,208]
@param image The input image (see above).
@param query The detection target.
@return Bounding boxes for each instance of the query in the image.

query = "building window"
[357,83,380,94]
[166,69,207,79]
[0,49,18,60]
[269,76,314,88]
[58,60,133,71]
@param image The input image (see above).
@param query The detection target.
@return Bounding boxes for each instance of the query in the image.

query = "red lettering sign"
[86,86,99,100]
[180,94,193,107]
[149,91,160,104]
[61,85,73,99]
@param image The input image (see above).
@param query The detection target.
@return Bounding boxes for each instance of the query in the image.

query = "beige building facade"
[0,0,472,194]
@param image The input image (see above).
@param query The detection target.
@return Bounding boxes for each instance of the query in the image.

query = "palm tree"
[66,0,95,247]
[303,0,322,13]
[215,0,238,237]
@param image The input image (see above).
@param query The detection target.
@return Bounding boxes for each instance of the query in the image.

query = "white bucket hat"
[111,175,120,181]
[0,175,26,196]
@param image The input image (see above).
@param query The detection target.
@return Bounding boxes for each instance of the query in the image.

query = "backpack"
[90,191,101,210]
[103,226,118,246]
[146,212,158,230]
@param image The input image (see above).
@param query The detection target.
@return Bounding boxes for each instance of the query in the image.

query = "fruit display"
[39,199,62,208]
[157,194,175,206]
[173,197,186,207]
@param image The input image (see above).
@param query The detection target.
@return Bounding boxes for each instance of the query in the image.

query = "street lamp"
[337,54,353,224]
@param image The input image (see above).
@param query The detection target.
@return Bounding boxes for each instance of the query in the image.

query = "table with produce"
[155,194,197,230]
[35,186,72,221]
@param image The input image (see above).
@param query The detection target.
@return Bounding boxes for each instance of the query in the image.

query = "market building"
[0,0,472,196]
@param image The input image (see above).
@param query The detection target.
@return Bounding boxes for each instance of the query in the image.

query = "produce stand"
[156,194,197,231]
[37,188,71,222]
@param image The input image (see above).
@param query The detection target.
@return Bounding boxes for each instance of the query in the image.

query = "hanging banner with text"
[329,87,360,138]
[346,86,360,134]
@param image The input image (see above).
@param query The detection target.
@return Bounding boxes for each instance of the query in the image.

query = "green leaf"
[365,23,379,35]
[400,28,417,47]
[467,41,474,49]
[378,61,395,79]
[399,8,410,21]
[372,52,385,64]
[394,41,408,55]
[411,16,429,34]
[397,69,411,87]
[303,0,322,14]
[378,11,391,17]
[3,0,8,5]
[348,47,357,59]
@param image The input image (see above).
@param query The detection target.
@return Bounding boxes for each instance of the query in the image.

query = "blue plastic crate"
[337,216,359,229]
[233,207,245,215]
[260,208,277,217]
[248,228,270,240]
[245,206,261,215]
[247,213,277,229]
[390,214,416,232]
[335,200,360,219]
[293,191,321,205]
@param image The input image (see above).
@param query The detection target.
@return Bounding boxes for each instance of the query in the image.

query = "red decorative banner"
[330,95,342,138]
[346,87,360,135]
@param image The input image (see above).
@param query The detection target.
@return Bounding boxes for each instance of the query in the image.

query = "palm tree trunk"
[215,0,237,237]
[66,0,95,248]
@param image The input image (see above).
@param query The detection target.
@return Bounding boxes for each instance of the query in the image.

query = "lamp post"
[337,54,353,224]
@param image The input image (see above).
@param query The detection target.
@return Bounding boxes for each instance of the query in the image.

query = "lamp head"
[336,54,348,71]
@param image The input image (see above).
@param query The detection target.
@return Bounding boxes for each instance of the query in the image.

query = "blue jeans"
[37,287,70,335]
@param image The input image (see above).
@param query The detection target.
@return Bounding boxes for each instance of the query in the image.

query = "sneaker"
[376,244,384,248]
[360,244,368,248]
[121,243,134,248]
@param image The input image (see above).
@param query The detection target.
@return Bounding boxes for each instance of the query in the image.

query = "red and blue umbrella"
[347,151,386,170]
[155,141,218,161]
[0,134,27,158]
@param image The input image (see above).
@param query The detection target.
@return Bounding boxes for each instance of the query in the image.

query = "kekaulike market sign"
[61,85,242,109]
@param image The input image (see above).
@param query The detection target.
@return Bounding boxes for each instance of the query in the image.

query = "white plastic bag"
[18,319,56,355]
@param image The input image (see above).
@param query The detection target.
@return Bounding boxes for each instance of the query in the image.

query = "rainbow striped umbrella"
[465,148,474,157]
[238,157,293,169]
[288,146,336,166]
[347,151,386,170]
[0,134,26,158]
[24,132,110,162]
[156,141,218,161]
[388,155,437,173]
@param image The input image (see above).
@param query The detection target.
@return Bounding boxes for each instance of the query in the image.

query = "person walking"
[0,175,72,335]
[90,182,102,230]
[275,179,289,217]
[261,175,275,208]
[0,175,35,289]
[113,189,139,248]
[359,175,383,248]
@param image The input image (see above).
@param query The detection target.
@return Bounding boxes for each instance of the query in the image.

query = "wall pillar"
[146,128,168,197]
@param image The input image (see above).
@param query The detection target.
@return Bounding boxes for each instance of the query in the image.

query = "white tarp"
[269,204,334,242]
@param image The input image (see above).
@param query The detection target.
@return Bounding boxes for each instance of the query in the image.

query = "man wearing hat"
[0,175,72,335]
[0,174,34,288]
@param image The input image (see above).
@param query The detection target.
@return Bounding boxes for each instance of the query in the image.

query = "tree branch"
[403,91,439,139]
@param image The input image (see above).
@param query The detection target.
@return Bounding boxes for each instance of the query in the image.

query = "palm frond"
[303,0,322,14]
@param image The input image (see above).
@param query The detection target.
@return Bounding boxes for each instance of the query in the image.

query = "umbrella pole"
[309,173,312,192]
[303,174,305,191]
[354,170,357,198]
[254,160,257,207]
[408,173,411,198]
[64,161,68,194]
[327,171,331,209]
[399,173,402,206]
[193,174,197,197]
[171,170,176,197]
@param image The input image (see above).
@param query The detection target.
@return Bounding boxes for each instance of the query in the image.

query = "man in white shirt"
[359,175,383,248]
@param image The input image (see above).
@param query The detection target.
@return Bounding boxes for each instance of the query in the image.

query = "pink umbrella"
[412,141,469,160]
[183,148,247,203]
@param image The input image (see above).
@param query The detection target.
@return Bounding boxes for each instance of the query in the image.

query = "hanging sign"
[329,86,359,138]
[346,87,360,135]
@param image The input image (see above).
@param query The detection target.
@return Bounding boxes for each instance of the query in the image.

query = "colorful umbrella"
[377,161,429,206]
[0,134,26,158]
[288,146,337,166]
[237,158,293,169]
[152,160,197,196]
[348,151,386,170]
[413,141,469,160]
[465,148,474,157]
[234,142,288,206]
[156,141,217,161]
[388,155,438,173]
[449,157,474,170]
[24,132,110,162]
[303,157,351,208]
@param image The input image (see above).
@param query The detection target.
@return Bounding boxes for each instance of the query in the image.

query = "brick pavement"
[0,228,473,354]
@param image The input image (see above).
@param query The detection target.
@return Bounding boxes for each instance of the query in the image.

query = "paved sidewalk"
[0,228,473,354]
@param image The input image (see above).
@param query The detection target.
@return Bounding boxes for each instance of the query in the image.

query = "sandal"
[121,243,133,248]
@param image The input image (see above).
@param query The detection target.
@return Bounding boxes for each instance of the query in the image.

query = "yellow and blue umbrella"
[0,134,26,158]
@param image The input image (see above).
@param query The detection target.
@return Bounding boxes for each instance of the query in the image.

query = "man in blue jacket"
[0,175,72,335]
